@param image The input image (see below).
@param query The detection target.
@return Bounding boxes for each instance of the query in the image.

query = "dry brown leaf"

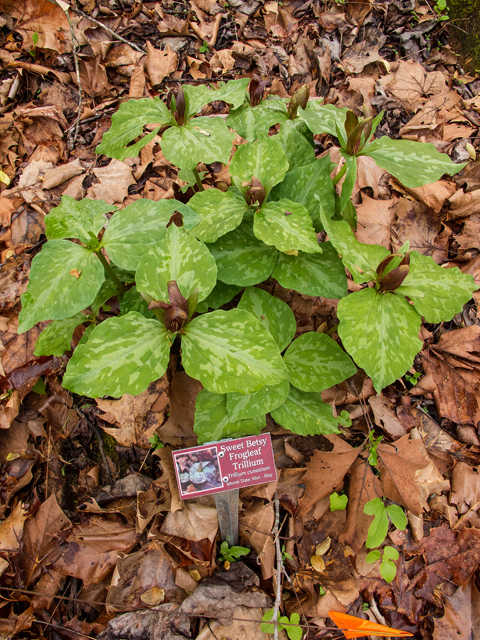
[340,458,382,553]
[157,367,200,446]
[145,43,177,87]
[380,60,448,111]
[2,0,70,53]
[129,65,146,98]
[77,57,109,98]
[88,159,135,204]
[450,462,480,513]
[433,582,473,640]
[368,394,408,439]
[42,158,84,190]
[392,179,457,214]
[454,214,480,251]
[209,49,235,74]
[354,194,398,249]
[376,434,431,516]
[448,188,480,219]
[161,503,218,543]
[297,435,360,517]
[239,501,275,579]
[96,377,169,448]
[342,44,385,74]
[0,502,29,552]
[196,605,288,640]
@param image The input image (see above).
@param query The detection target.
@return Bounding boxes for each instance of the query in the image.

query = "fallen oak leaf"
[329,611,413,638]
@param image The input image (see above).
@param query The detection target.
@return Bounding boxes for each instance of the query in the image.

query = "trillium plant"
[19,78,478,444]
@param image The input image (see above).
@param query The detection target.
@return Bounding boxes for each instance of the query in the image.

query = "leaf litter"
[1,0,480,638]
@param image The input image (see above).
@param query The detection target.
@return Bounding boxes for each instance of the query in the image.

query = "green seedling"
[148,433,164,451]
[29,31,39,59]
[330,492,348,511]
[261,610,302,640]
[218,540,249,564]
[366,545,400,583]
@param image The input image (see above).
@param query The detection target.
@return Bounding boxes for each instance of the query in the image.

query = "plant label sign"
[172,435,277,499]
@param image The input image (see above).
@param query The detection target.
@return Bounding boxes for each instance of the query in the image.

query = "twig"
[70,2,146,53]
[61,3,83,149]
[76,408,113,484]
[272,494,282,640]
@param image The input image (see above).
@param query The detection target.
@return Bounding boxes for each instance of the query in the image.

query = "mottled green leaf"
[102,199,199,271]
[338,288,423,393]
[362,137,466,188]
[237,286,296,351]
[34,313,88,357]
[194,389,265,445]
[63,312,171,397]
[161,117,235,169]
[397,251,478,323]
[136,224,217,303]
[272,242,347,298]
[298,102,348,137]
[254,199,321,254]
[226,99,288,142]
[188,188,249,242]
[284,332,356,392]
[209,221,278,287]
[269,156,335,231]
[276,118,315,171]
[18,241,105,333]
[96,97,173,160]
[184,78,250,117]
[196,281,242,314]
[182,308,288,394]
[91,279,118,316]
[339,154,357,212]
[226,380,290,421]
[46,196,115,244]
[119,286,155,319]
[229,135,289,197]
[320,204,389,284]
[271,385,340,435]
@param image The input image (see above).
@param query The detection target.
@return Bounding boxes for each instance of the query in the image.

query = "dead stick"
[272,494,282,640]
[61,3,83,148]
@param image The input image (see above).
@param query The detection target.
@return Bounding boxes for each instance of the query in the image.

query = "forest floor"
[1,0,480,639]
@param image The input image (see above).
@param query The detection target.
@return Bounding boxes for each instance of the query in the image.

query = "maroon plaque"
[172,434,277,499]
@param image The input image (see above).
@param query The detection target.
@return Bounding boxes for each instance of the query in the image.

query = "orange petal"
[329,611,414,638]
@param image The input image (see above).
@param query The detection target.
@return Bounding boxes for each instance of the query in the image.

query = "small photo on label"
[174,445,224,497]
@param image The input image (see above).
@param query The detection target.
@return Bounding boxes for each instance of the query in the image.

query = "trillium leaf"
[254,199,321,254]
[196,281,242,314]
[229,135,289,197]
[237,286,296,352]
[269,156,335,231]
[91,279,118,316]
[194,389,265,444]
[284,331,357,392]
[136,224,217,303]
[184,78,250,118]
[208,221,278,287]
[119,286,155,319]
[276,118,315,171]
[226,379,290,421]
[226,99,288,142]
[181,308,288,394]
[271,385,340,436]
[272,242,348,298]
[188,188,249,242]
[362,137,466,188]
[161,117,235,169]
[18,240,105,333]
[96,97,173,161]
[63,312,171,397]
[320,204,389,284]
[339,154,358,212]
[102,199,199,271]
[34,313,88,357]
[45,196,115,244]
[298,102,348,137]
[337,288,423,393]
[397,251,478,323]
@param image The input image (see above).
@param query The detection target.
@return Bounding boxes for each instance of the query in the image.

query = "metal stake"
[215,489,239,547]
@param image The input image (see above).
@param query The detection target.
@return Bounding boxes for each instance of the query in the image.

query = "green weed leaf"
[284,331,357,393]
[330,492,348,511]
[397,251,478,322]
[272,243,347,298]
[136,224,217,304]
[18,240,105,333]
[364,498,389,548]
[338,288,423,392]
[182,308,288,394]
[362,137,465,187]
[254,199,321,254]
[237,286,296,351]
[380,546,399,583]
[63,312,171,397]
[188,188,248,242]
[96,97,173,160]
[271,385,341,436]
[366,550,382,563]
[34,313,88,357]
[45,196,115,245]
[194,389,265,444]
[385,504,407,531]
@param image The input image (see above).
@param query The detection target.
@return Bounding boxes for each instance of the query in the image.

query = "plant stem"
[332,162,347,187]
[193,167,205,191]
[95,250,125,294]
